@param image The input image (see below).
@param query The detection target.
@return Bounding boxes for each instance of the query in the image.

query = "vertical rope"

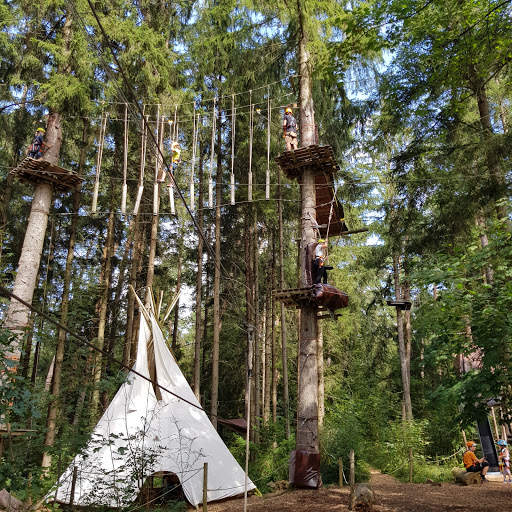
[121,103,128,215]
[91,110,108,215]
[248,90,253,202]
[173,105,178,141]
[153,105,160,216]
[231,94,236,205]
[209,98,216,209]
[190,105,197,211]
[133,111,147,216]
[266,88,271,200]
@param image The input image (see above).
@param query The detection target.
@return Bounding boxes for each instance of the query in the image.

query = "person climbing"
[26,127,50,160]
[283,107,298,151]
[498,440,511,483]
[313,239,328,284]
[157,141,181,186]
[463,441,489,481]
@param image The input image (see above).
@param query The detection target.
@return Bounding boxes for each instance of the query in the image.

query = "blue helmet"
[498,440,507,446]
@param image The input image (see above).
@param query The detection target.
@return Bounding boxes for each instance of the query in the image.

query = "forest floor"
[203,469,512,512]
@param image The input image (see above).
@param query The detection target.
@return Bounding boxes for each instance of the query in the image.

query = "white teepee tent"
[50,304,254,507]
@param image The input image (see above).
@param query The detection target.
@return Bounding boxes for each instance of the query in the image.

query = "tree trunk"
[194,147,205,399]
[264,239,272,423]
[40,119,88,470]
[210,111,222,429]
[277,166,291,438]
[90,182,116,421]
[172,234,183,355]
[252,210,260,445]
[271,241,278,425]
[317,320,325,430]
[4,110,63,365]
[393,253,413,421]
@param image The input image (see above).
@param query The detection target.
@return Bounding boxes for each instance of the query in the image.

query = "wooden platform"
[10,157,83,191]
[386,299,412,310]
[275,145,339,179]
[274,286,315,307]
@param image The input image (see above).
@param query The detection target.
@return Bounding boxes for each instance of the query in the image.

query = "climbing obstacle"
[10,157,83,192]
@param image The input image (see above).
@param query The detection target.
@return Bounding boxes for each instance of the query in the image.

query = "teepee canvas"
[51,305,254,507]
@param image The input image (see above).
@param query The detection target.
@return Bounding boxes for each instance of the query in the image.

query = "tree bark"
[4,111,63,365]
[90,181,116,421]
[41,118,88,470]
[296,13,320,453]
[393,253,413,421]
[278,166,290,438]
[194,147,205,399]
[210,110,222,429]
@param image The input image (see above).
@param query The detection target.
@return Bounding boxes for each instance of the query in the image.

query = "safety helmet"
[36,127,45,133]
[498,440,508,446]
[466,441,476,448]
[172,141,180,148]
[285,107,292,114]
[318,238,325,243]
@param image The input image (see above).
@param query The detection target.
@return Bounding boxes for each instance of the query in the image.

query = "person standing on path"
[498,440,511,483]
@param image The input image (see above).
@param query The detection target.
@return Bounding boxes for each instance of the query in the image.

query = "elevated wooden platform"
[274,285,348,316]
[386,299,412,310]
[274,286,316,307]
[275,145,339,179]
[275,145,348,237]
[10,157,83,192]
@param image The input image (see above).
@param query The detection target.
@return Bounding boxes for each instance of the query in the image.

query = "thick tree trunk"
[317,321,324,430]
[393,253,413,421]
[194,149,205,399]
[4,111,63,365]
[41,119,88,470]
[245,208,255,427]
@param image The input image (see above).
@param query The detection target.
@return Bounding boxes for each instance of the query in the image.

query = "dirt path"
[202,470,512,511]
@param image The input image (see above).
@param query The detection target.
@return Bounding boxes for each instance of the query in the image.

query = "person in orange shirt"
[463,441,489,481]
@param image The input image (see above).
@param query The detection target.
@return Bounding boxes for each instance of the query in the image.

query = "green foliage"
[229,420,296,493]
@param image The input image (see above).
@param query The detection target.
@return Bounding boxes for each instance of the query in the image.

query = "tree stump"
[350,483,374,511]
[452,467,482,485]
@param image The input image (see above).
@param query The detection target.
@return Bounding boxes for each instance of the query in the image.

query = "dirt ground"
[202,470,512,512]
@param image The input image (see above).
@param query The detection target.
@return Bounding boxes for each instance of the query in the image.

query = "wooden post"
[462,429,467,446]
[349,450,355,496]
[338,457,343,487]
[408,447,413,483]
[69,466,78,508]
[203,462,208,511]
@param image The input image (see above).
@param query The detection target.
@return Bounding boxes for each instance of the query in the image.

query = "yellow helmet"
[36,127,45,133]
[285,107,292,114]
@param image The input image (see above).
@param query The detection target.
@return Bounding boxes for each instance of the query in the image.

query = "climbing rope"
[231,94,236,206]
[121,103,128,215]
[91,110,109,215]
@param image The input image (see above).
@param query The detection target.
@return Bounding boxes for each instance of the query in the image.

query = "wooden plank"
[11,157,83,191]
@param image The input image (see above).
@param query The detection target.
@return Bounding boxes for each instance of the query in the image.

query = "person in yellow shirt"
[463,441,489,481]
